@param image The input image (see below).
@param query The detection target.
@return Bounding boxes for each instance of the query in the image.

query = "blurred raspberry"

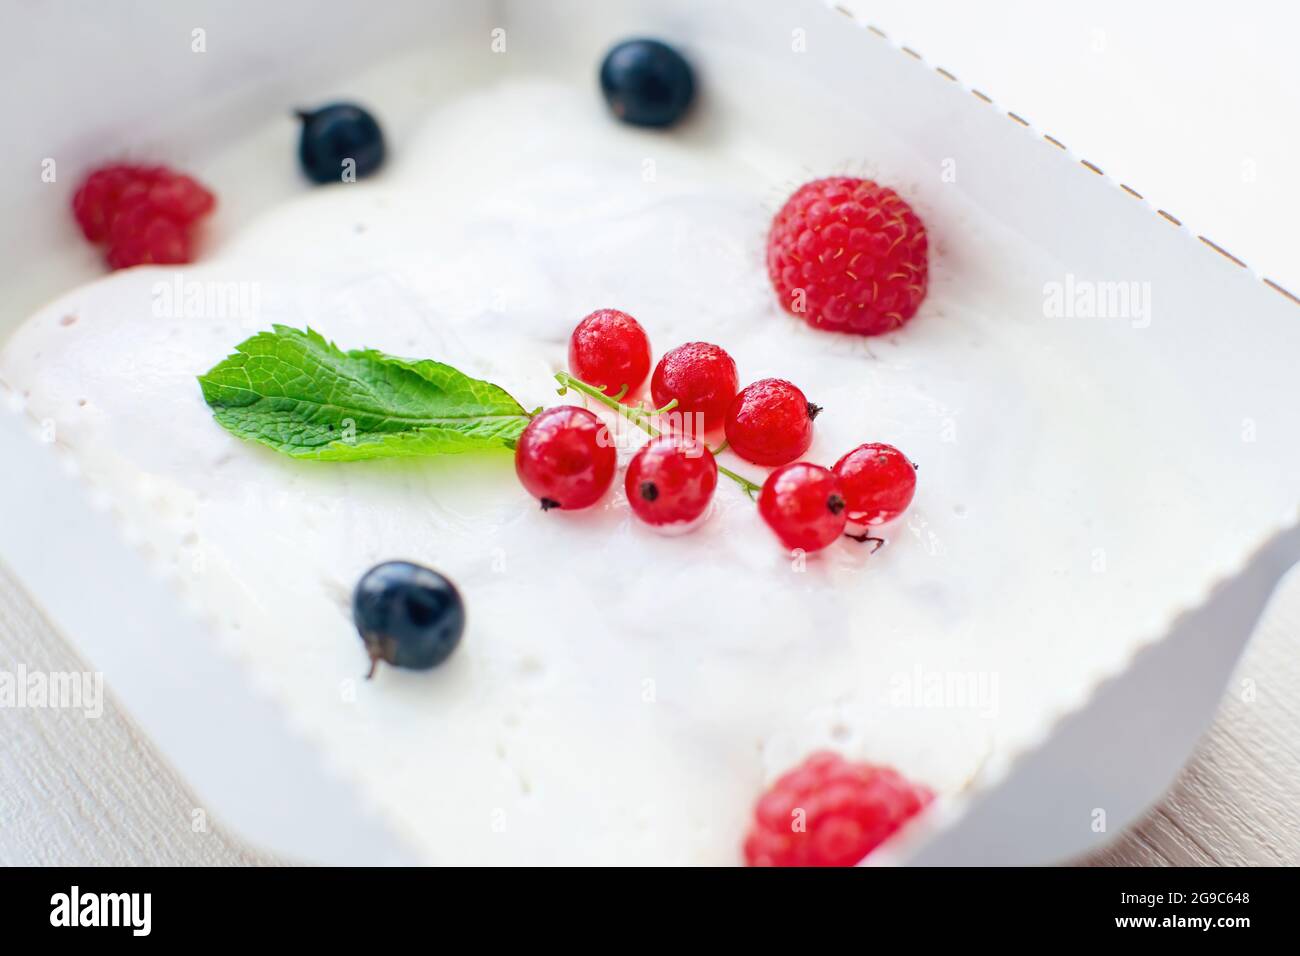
[147,172,215,223]
[743,751,933,866]
[71,163,214,269]
[106,215,192,269]
[71,165,141,243]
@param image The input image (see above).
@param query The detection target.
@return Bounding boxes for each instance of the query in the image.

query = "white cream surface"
[0,75,1252,864]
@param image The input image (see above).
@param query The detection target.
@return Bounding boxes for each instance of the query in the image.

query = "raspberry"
[767,177,928,335]
[72,165,138,242]
[757,462,847,552]
[650,342,738,432]
[832,442,917,525]
[744,752,933,866]
[146,171,216,222]
[724,378,817,467]
[568,309,653,399]
[71,163,215,270]
[106,215,192,270]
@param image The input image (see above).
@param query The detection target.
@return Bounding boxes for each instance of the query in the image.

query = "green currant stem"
[652,398,680,416]
[716,465,763,501]
[554,371,762,500]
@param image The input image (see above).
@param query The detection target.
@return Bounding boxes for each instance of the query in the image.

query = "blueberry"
[296,102,386,184]
[352,561,464,676]
[599,39,695,128]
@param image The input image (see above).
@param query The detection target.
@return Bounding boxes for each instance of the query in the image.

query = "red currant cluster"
[514,308,918,551]
[72,163,215,269]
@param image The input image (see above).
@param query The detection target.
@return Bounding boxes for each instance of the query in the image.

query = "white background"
[1,0,1297,865]
[854,0,1299,295]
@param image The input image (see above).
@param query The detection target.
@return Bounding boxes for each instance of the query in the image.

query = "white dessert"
[1,67,1256,864]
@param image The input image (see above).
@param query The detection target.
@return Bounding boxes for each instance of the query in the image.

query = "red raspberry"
[625,435,718,529]
[650,342,738,432]
[767,177,928,335]
[71,163,215,270]
[832,443,917,524]
[514,406,617,511]
[568,309,653,399]
[724,378,818,467]
[72,165,139,242]
[146,171,216,222]
[744,752,933,867]
[757,462,847,552]
[106,215,192,269]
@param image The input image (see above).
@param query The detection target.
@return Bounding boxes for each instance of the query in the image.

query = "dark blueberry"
[599,39,695,128]
[352,561,464,677]
[296,102,386,184]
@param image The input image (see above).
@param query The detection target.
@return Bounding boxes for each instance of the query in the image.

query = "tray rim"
[825,4,1300,311]
[0,0,1295,864]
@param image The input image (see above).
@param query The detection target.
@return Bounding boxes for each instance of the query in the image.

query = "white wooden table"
[2,0,1297,866]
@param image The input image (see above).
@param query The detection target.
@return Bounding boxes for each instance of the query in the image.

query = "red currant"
[832,443,916,524]
[650,342,739,432]
[724,378,818,466]
[758,463,847,552]
[625,436,718,529]
[567,308,652,398]
[514,406,617,511]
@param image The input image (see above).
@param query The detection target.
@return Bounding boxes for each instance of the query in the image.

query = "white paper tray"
[2,0,1297,864]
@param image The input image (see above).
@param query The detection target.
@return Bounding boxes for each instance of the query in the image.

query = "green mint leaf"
[198,325,531,460]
